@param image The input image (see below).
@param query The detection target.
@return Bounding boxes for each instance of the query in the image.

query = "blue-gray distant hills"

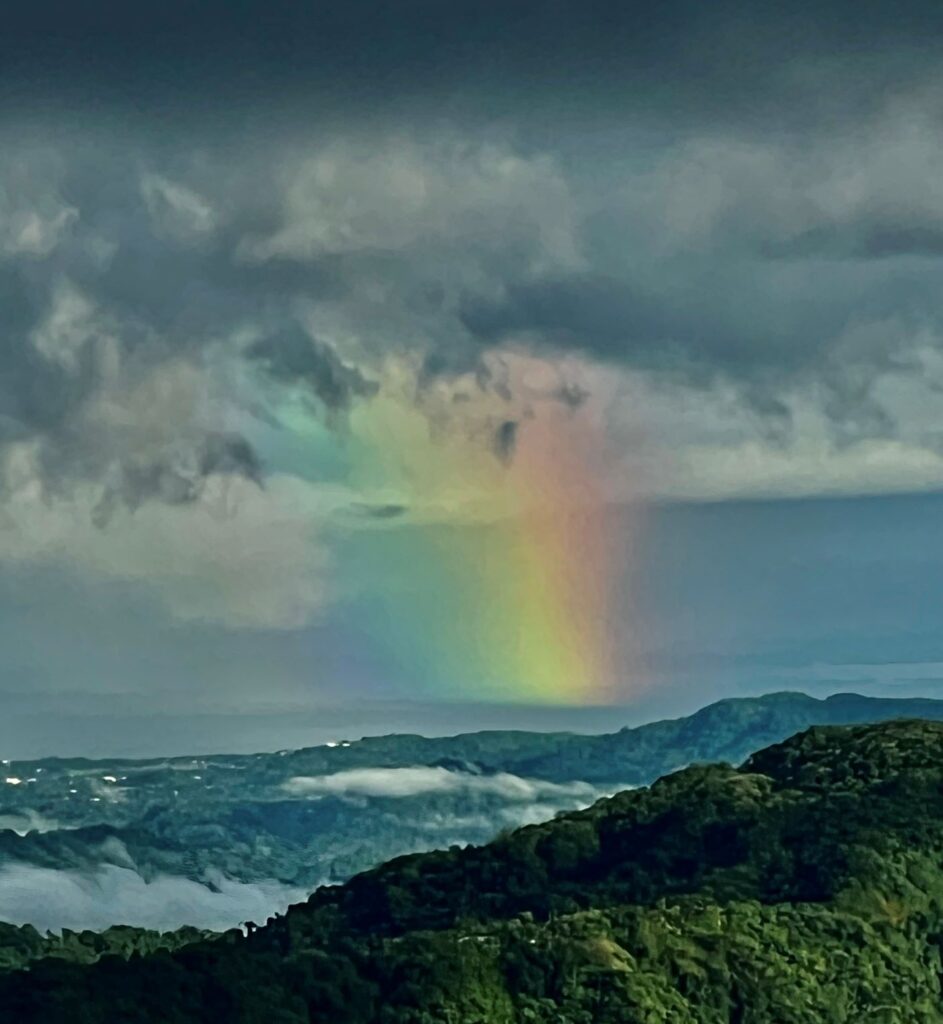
[1,690,942,932]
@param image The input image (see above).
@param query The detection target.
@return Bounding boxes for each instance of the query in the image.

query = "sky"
[4,1,943,755]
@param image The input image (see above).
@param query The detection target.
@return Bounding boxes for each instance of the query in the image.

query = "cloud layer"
[3,4,943,640]
[0,862,306,933]
[283,767,604,802]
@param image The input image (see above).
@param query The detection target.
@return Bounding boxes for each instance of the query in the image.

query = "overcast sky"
[4,1,943,754]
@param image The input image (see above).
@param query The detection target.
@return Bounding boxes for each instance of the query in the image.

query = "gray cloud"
[448,111,943,442]
[0,157,76,259]
[247,327,378,415]
[0,133,577,533]
[140,173,217,244]
[91,433,263,527]
[0,215,265,523]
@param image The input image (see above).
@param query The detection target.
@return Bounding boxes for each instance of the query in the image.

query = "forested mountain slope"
[6,720,943,1022]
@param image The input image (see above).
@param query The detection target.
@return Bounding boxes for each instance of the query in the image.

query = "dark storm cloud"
[247,328,378,414]
[0,0,942,495]
[5,0,943,131]
[0,253,265,516]
[458,259,943,433]
[459,272,816,387]
[51,158,339,341]
[348,503,409,521]
[90,434,263,527]
[768,224,943,262]
[461,277,684,363]
[552,382,590,410]
[493,420,519,465]
[0,147,336,517]
[0,285,92,441]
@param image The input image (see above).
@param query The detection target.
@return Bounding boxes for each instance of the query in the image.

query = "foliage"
[6,721,943,1020]
[0,921,212,972]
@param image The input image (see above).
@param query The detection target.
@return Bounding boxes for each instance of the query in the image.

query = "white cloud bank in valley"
[283,766,610,802]
[0,863,309,933]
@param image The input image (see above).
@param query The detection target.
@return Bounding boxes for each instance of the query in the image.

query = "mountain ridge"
[4,690,943,935]
[10,690,943,774]
[6,719,943,1020]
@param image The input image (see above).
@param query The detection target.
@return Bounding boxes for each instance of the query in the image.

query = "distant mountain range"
[5,717,943,1021]
[2,690,943,932]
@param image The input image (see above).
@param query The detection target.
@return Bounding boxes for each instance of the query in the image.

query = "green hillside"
[6,719,943,1021]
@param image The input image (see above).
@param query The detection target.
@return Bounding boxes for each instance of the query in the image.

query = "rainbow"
[253,377,628,704]
[439,413,620,703]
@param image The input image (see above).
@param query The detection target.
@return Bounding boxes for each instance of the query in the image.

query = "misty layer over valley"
[0,744,618,932]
